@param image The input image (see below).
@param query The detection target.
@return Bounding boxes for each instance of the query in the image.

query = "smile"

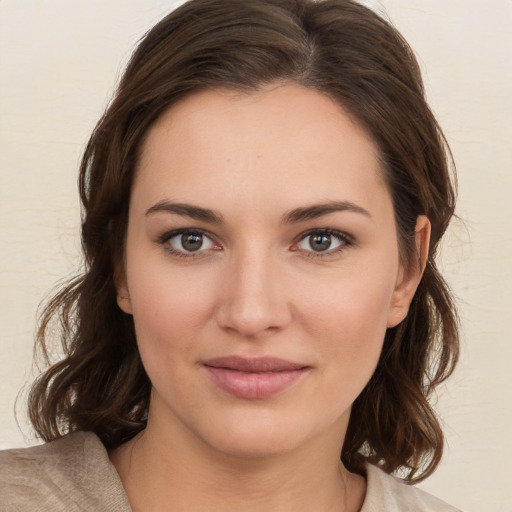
[203,356,309,399]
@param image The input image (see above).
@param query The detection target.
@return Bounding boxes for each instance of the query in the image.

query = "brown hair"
[28,0,458,482]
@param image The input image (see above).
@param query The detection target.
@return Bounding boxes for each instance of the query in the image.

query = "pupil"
[182,233,203,251]
[310,234,331,251]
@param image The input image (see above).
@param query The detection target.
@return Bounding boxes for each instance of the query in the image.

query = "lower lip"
[204,366,307,399]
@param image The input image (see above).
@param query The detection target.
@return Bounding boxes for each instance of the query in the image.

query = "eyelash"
[293,228,354,258]
[158,229,220,259]
[158,228,354,259]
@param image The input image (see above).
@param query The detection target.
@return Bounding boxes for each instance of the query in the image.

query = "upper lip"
[203,356,307,373]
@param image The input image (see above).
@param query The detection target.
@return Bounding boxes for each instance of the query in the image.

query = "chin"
[192,407,343,461]
[205,428,304,460]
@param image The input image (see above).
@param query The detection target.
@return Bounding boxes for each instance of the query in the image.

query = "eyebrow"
[281,201,371,224]
[145,201,224,223]
[145,199,371,224]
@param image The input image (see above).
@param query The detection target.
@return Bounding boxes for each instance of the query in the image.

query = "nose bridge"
[217,241,290,337]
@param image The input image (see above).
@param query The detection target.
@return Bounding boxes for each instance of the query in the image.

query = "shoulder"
[0,431,131,511]
[362,463,462,512]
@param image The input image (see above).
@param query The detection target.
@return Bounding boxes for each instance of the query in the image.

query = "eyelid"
[291,228,354,256]
[158,228,221,257]
[158,227,354,258]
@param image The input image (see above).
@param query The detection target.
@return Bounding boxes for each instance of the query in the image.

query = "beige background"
[1,1,511,510]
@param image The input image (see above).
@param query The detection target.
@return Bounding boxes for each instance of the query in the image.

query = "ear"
[387,215,430,328]
[114,265,133,315]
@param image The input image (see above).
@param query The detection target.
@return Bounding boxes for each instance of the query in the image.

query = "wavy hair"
[28,0,458,482]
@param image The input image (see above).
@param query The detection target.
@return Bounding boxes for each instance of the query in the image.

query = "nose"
[216,247,292,339]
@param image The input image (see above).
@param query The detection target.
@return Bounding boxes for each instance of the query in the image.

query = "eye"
[161,229,218,256]
[295,229,352,254]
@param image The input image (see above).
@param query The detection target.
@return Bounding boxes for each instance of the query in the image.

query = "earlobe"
[114,267,133,315]
[387,215,431,328]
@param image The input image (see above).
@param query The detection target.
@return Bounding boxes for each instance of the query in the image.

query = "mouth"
[202,356,310,399]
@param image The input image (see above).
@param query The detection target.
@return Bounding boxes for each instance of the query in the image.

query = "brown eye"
[164,230,216,255]
[296,229,351,255]
[308,234,332,252]
[181,233,204,252]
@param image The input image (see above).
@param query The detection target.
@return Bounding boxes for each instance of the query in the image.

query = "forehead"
[134,85,390,217]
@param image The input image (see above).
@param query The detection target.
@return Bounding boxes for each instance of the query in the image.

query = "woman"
[0,0,461,510]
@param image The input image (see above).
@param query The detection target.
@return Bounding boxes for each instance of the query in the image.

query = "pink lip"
[203,356,309,399]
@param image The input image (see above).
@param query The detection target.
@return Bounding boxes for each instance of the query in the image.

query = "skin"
[112,84,430,512]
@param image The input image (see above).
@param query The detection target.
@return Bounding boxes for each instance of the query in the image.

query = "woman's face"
[117,85,426,458]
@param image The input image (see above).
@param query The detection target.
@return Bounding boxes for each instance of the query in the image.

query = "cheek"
[126,261,218,372]
[300,259,396,333]
[296,262,397,384]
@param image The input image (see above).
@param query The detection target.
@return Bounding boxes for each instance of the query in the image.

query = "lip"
[203,356,309,399]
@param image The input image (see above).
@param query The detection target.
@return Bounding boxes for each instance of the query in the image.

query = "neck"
[110,406,366,512]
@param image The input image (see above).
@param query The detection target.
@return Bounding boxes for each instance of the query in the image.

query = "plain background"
[1,1,511,510]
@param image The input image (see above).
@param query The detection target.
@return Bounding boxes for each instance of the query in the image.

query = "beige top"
[0,431,461,511]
